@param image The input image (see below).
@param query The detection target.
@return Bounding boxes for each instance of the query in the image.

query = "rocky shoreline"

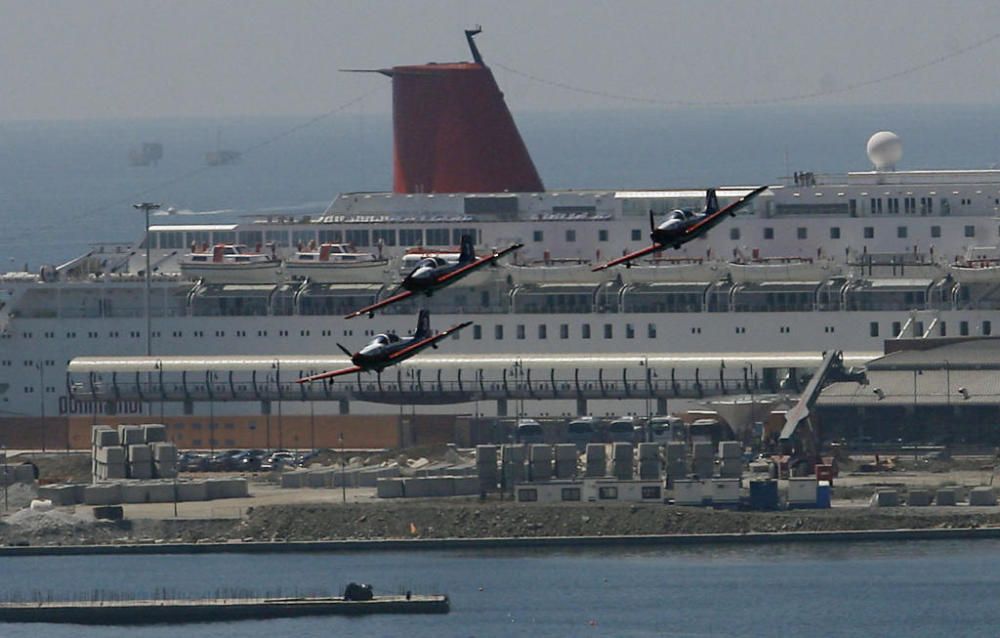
[5,501,1000,549]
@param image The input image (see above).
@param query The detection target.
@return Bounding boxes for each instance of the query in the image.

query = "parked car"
[177,451,209,472]
[207,449,243,472]
[515,419,545,444]
[261,450,300,471]
[235,449,268,471]
[566,417,598,450]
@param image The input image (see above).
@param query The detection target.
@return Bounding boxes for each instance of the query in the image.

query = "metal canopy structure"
[66,351,877,409]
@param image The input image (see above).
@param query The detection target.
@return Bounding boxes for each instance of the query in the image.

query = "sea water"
[2,104,1000,270]
[0,540,998,637]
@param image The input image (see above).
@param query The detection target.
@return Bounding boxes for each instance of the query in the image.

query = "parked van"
[649,416,685,443]
[607,416,638,444]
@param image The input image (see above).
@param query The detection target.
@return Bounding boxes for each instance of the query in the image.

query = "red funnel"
[386,41,543,194]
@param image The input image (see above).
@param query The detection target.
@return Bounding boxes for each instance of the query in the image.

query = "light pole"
[133,202,160,358]
[36,361,46,452]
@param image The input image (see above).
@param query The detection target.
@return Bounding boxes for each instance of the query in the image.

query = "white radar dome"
[866,131,902,171]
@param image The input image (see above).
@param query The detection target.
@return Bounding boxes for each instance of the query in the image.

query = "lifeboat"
[284,243,389,283]
[179,244,281,283]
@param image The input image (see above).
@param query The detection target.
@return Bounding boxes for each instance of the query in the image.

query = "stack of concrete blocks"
[869,489,900,507]
[357,466,401,487]
[554,444,578,479]
[611,442,633,481]
[665,442,687,485]
[585,444,606,478]
[691,442,714,478]
[476,445,498,493]
[529,444,553,482]
[501,444,526,489]
[127,443,153,480]
[717,441,742,479]
[152,442,178,479]
[92,426,126,481]
[637,443,661,480]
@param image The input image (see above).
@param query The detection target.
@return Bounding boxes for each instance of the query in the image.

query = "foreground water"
[0,540,997,637]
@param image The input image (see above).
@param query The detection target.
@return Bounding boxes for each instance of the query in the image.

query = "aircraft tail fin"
[415,309,431,339]
[705,189,719,215]
[458,234,475,264]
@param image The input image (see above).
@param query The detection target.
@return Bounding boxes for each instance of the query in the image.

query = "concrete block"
[96,446,125,464]
[585,443,606,460]
[612,442,633,462]
[673,479,705,506]
[709,478,741,504]
[969,486,997,506]
[121,482,150,504]
[37,485,79,506]
[476,446,497,472]
[127,444,151,462]
[91,425,113,445]
[154,462,177,480]
[176,481,208,502]
[84,483,122,505]
[151,442,177,462]
[718,458,743,478]
[936,488,958,506]
[376,477,404,498]
[530,460,553,481]
[788,477,819,505]
[280,469,309,489]
[306,469,331,488]
[665,442,686,463]
[129,462,153,480]
[907,489,933,507]
[691,459,714,478]
[478,474,497,493]
[692,442,714,459]
[529,444,553,462]
[146,482,176,503]
[869,489,900,507]
[554,444,578,461]
[118,425,143,445]
[638,460,661,480]
[220,478,248,498]
[612,461,633,481]
[554,458,576,479]
[637,443,659,461]
[142,424,168,443]
[404,477,453,498]
[13,464,36,483]
[452,476,480,496]
[501,444,526,463]
[718,441,741,459]
[104,463,127,480]
[358,466,400,488]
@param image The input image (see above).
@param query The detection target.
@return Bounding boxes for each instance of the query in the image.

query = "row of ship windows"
[8,330,362,340]
[5,321,995,346]
[731,224,978,241]
[528,224,984,244]
[152,228,480,250]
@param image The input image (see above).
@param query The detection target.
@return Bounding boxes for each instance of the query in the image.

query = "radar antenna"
[465,26,484,65]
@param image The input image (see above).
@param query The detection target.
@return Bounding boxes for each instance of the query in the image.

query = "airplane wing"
[296,365,363,383]
[434,242,523,285]
[591,243,664,271]
[387,321,474,361]
[683,185,769,237]
[344,289,415,319]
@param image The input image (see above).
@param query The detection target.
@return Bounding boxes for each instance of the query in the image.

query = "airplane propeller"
[337,343,353,358]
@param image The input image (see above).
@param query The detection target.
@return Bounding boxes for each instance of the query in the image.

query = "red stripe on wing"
[296,365,363,383]
[591,243,664,271]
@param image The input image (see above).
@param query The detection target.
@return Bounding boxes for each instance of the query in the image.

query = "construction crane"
[776,350,867,475]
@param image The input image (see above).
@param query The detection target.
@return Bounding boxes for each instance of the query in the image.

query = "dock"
[0,594,449,624]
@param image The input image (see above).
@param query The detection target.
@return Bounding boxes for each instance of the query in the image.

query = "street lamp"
[132,202,160,358]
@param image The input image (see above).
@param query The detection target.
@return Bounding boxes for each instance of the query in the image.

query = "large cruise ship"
[3,32,1000,447]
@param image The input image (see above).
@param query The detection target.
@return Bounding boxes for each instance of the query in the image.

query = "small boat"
[947,247,1000,283]
[179,244,281,283]
[728,256,841,283]
[284,243,389,283]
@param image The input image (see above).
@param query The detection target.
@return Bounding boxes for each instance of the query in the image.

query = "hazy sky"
[2,0,1000,120]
